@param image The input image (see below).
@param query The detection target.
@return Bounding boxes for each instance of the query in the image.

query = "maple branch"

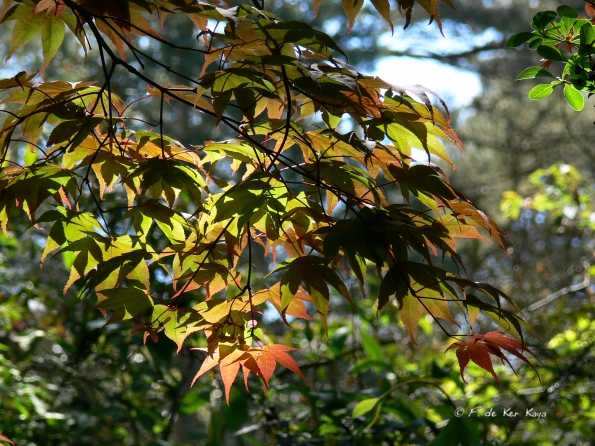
[525,273,592,312]
[245,222,258,338]
[159,92,165,158]
[278,337,397,377]
[93,15,204,86]
[266,66,293,170]
[12,139,48,158]
[66,3,374,213]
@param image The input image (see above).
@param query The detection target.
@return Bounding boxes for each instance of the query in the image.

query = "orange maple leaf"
[191,344,311,404]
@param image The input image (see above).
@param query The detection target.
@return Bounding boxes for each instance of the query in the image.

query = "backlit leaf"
[352,397,380,418]
[529,83,555,100]
[564,84,584,111]
[516,66,555,80]
[342,0,363,33]
[446,332,539,388]
[505,32,536,48]
[41,15,65,72]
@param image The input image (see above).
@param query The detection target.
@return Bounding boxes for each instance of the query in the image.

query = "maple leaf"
[252,283,313,324]
[446,332,540,388]
[191,344,310,404]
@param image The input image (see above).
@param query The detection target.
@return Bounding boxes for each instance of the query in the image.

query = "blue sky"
[373,56,483,109]
[369,20,503,108]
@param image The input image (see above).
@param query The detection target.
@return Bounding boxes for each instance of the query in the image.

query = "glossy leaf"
[529,84,555,99]
[516,66,555,80]
[505,32,536,48]
[352,397,380,418]
[564,84,585,111]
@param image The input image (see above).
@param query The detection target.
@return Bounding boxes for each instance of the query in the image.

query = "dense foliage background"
[1,1,594,445]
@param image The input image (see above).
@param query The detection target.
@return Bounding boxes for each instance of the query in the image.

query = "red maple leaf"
[446,331,540,388]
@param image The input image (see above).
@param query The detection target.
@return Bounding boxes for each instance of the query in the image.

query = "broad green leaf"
[260,20,346,58]
[23,146,38,165]
[352,397,380,418]
[528,83,555,100]
[528,37,543,49]
[536,45,566,62]
[516,66,555,80]
[46,117,104,148]
[557,5,578,32]
[580,22,595,46]
[360,328,384,362]
[531,10,557,31]
[505,32,536,48]
[563,84,584,111]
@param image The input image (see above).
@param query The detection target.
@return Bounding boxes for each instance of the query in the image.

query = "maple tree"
[0,0,540,413]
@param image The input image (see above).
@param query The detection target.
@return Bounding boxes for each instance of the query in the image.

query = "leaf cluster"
[506,4,595,111]
[0,0,536,400]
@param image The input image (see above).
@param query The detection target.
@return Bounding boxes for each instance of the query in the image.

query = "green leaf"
[528,37,543,49]
[516,66,555,80]
[505,32,536,48]
[41,17,65,72]
[536,45,566,62]
[580,22,595,47]
[352,398,380,418]
[261,20,346,58]
[360,328,384,362]
[531,10,557,31]
[152,306,194,352]
[399,294,423,344]
[557,5,578,32]
[341,0,363,33]
[528,83,555,100]
[5,20,40,61]
[378,265,409,311]
[564,84,584,111]
[369,0,393,33]
[234,88,257,123]
[97,287,153,321]
[46,117,104,148]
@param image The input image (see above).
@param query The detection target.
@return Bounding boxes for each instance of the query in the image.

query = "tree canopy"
[3,0,591,445]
